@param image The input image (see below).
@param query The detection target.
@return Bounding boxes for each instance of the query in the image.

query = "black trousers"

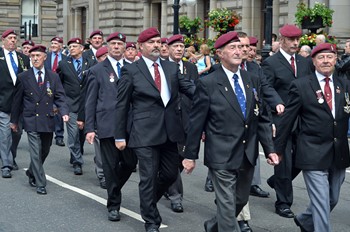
[134,140,179,231]
[99,137,136,211]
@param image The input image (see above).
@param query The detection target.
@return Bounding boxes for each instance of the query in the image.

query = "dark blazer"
[83,49,96,61]
[274,73,350,170]
[184,66,275,170]
[57,56,97,121]
[11,68,69,132]
[44,51,68,71]
[85,58,129,139]
[0,50,30,113]
[115,57,195,147]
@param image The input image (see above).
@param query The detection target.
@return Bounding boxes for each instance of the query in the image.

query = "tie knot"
[233,74,239,81]
[117,62,121,67]
[9,51,13,55]
[154,62,159,68]
[291,56,295,62]
[324,76,330,82]
[76,59,80,64]
[38,71,42,75]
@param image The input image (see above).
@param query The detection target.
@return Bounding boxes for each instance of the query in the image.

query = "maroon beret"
[67,37,83,46]
[22,40,35,47]
[214,31,240,49]
[126,42,136,49]
[29,45,47,53]
[311,43,337,58]
[106,32,126,43]
[138,27,161,43]
[96,46,108,59]
[167,34,184,45]
[90,30,103,38]
[279,24,302,38]
[249,36,258,46]
[2,29,17,39]
[51,36,63,43]
[161,37,168,44]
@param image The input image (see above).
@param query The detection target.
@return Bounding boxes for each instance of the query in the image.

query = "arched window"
[21,0,39,39]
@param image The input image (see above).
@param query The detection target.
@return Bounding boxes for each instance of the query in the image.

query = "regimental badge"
[183,66,187,75]
[46,81,52,97]
[225,87,228,92]
[316,90,324,104]
[109,73,115,82]
[336,86,341,94]
[252,88,259,102]
[254,104,259,116]
[344,92,350,113]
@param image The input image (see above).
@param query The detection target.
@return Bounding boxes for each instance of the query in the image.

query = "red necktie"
[38,71,44,89]
[290,56,296,75]
[324,76,332,110]
[241,62,245,71]
[153,62,161,92]
[52,53,58,72]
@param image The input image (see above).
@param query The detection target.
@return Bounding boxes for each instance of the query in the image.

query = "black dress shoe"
[25,170,36,187]
[204,177,214,192]
[171,202,184,213]
[2,169,12,178]
[36,187,47,195]
[108,210,120,221]
[73,165,83,175]
[99,177,107,189]
[250,185,270,198]
[56,139,65,146]
[275,207,294,218]
[238,220,253,232]
[12,160,19,171]
[267,177,274,189]
[294,216,308,232]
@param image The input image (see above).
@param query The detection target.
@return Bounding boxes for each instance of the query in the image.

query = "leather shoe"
[238,220,253,232]
[171,202,184,213]
[99,177,106,189]
[267,177,274,189]
[146,229,159,232]
[294,216,308,232]
[2,169,12,178]
[36,187,47,195]
[56,139,65,146]
[26,171,36,187]
[250,185,269,198]
[204,177,214,192]
[12,160,19,171]
[275,207,294,218]
[108,210,120,221]
[73,165,83,175]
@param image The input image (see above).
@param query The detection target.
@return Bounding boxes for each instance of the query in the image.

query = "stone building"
[0,0,349,49]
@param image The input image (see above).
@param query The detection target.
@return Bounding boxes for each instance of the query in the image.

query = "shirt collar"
[280,48,295,62]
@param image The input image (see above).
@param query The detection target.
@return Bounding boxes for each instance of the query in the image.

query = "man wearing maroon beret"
[83,29,104,60]
[124,42,139,63]
[85,31,136,222]
[160,37,169,60]
[57,37,97,175]
[44,36,68,147]
[274,43,350,232]
[262,24,313,218]
[182,31,280,232]
[22,40,35,57]
[10,45,69,195]
[115,27,195,232]
[0,29,30,178]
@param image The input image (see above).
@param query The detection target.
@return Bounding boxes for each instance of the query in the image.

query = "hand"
[115,141,126,151]
[182,159,196,174]
[275,104,285,115]
[86,132,95,144]
[272,124,276,138]
[53,107,59,114]
[10,123,18,132]
[267,153,280,166]
[62,115,69,122]
[201,132,206,142]
[77,121,84,130]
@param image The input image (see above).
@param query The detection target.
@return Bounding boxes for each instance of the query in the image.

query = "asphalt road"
[1,132,350,232]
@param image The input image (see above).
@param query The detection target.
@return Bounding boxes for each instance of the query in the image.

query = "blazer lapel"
[67,57,78,79]
[333,75,344,119]
[217,68,245,120]
[308,74,333,116]
[137,58,159,91]
[241,71,252,119]
[27,69,42,96]
[277,52,295,77]
[160,59,173,96]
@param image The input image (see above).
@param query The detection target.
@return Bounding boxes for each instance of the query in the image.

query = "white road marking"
[41,173,168,228]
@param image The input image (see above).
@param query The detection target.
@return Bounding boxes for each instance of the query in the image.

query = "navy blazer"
[11,68,69,132]
[115,57,195,147]
[44,51,68,71]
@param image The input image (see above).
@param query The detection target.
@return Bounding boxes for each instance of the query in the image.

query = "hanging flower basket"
[207,8,241,34]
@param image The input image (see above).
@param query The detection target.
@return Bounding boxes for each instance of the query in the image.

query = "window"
[21,0,39,39]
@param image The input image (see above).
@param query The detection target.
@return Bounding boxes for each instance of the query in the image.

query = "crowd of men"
[0,23,349,232]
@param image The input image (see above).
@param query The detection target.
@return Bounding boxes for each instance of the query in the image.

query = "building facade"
[0,0,349,49]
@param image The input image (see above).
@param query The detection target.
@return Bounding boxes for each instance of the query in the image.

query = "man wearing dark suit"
[57,37,97,175]
[182,31,280,232]
[115,28,195,232]
[44,36,68,147]
[261,24,312,218]
[274,43,350,232]
[10,45,69,194]
[85,32,136,221]
[0,29,30,178]
[164,34,199,213]
[83,30,104,61]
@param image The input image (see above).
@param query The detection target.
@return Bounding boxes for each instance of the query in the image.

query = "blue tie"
[9,52,18,74]
[117,62,121,78]
[233,74,246,118]
[76,59,82,80]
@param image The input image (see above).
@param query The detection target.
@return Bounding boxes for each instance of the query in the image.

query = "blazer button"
[245,125,248,128]
[333,121,337,126]
[46,102,49,105]
[242,140,246,144]
[334,138,337,142]
[36,103,39,106]
[36,114,39,116]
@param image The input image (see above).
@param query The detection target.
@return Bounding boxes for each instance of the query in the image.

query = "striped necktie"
[9,52,18,74]
[233,74,246,118]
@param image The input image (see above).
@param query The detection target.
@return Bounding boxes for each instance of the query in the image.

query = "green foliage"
[179,16,203,33]
[295,1,334,27]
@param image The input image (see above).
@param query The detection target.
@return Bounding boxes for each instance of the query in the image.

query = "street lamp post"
[172,0,181,35]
